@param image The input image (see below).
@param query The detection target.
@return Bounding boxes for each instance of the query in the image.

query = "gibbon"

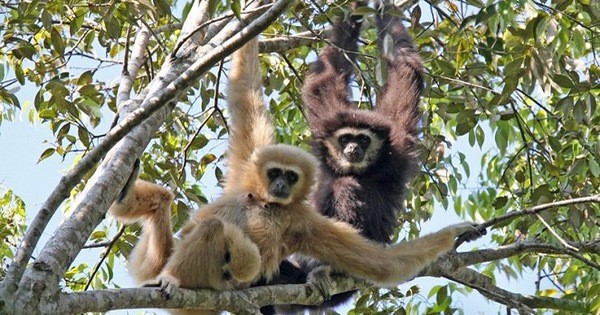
[110,36,484,315]
[109,162,262,315]
[267,2,430,312]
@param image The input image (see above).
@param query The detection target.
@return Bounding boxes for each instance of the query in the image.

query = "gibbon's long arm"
[300,4,363,132]
[374,4,423,148]
[109,161,174,283]
[289,211,480,287]
[225,38,274,190]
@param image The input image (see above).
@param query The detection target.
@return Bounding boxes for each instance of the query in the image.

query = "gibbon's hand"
[451,222,487,248]
[157,274,180,300]
[307,265,335,301]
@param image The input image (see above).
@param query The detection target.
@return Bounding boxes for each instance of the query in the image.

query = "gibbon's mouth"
[343,144,365,163]
[269,184,290,200]
[344,151,365,163]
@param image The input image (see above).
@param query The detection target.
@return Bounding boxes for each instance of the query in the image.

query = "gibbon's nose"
[343,143,365,162]
[269,180,290,199]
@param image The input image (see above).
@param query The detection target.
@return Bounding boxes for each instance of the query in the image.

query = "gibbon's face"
[325,127,384,174]
[263,161,303,205]
[248,144,317,205]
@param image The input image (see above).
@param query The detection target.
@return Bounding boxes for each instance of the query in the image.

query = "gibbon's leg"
[108,160,175,283]
[224,37,274,191]
[156,216,261,313]
[291,213,485,287]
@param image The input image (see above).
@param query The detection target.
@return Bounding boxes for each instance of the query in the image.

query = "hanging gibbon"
[110,36,484,314]
[265,1,438,313]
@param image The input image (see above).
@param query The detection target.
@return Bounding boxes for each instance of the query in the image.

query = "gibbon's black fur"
[264,2,425,313]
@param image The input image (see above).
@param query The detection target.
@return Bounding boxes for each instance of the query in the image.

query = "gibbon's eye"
[267,168,282,180]
[356,134,371,148]
[285,171,299,184]
[338,134,352,146]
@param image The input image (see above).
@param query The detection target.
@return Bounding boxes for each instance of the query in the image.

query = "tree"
[0,0,599,313]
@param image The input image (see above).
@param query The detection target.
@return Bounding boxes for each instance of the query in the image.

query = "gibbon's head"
[316,110,390,175]
[244,144,318,205]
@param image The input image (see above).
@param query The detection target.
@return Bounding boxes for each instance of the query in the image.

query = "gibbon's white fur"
[323,127,385,174]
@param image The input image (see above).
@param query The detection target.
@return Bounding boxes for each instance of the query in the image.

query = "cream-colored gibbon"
[264,1,465,313]
[110,36,484,314]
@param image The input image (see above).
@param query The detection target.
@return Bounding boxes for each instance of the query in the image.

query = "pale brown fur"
[109,168,261,315]
[110,37,482,314]
[157,38,482,293]
[109,179,174,283]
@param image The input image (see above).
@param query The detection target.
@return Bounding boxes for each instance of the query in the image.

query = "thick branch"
[116,25,151,107]
[57,276,362,314]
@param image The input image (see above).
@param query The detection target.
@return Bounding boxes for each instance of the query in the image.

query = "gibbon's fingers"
[454,222,487,248]
[157,273,180,300]
[307,265,335,300]
[225,37,274,191]
[115,159,140,205]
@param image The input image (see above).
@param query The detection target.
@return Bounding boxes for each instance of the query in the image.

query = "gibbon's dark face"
[326,127,384,174]
[265,164,300,202]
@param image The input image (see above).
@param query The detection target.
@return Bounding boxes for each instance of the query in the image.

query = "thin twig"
[83,226,127,291]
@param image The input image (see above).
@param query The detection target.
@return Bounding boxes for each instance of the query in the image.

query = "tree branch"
[481,194,600,230]
[444,239,600,270]
[442,268,588,313]
[116,25,151,107]
[456,194,600,246]
[56,275,362,314]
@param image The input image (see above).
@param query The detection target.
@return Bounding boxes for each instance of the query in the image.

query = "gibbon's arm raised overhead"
[224,37,274,191]
[300,7,362,134]
[374,2,423,149]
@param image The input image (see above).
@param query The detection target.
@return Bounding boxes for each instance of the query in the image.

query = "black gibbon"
[110,36,484,314]
[267,2,430,313]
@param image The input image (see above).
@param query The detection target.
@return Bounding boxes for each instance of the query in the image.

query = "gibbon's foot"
[307,265,334,300]
[157,274,180,300]
[451,222,487,248]
[221,250,233,281]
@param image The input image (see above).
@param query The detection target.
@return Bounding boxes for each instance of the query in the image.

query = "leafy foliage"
[0,189,26,279]
[0,0,599,313]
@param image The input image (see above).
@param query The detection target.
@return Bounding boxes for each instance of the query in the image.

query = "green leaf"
[493,196,508,209]
[589,158,600,177]
[50,27,65,55]
[231,0,241,19]
[38,148,55,163]
[78,127,90,147]
[39,108,56,119]
[553,74,574,88]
